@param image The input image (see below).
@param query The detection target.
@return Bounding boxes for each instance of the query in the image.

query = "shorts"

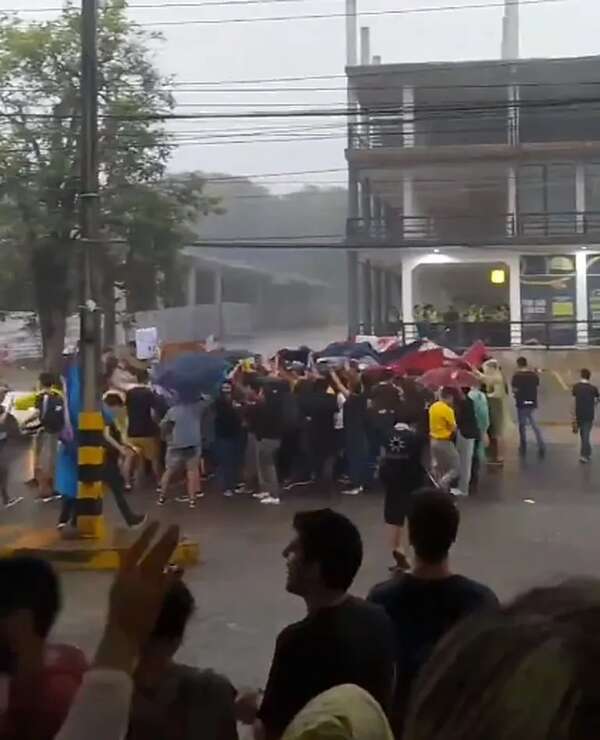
[166,446,201,471]
[129,436,160,464]
[36,431,59,473]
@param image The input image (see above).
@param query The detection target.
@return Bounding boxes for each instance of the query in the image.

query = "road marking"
[552,370,569,392]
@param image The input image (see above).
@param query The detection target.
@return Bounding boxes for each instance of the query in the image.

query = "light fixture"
[433,248,440,254]
[490,268,506,285]
[580,246,588,251]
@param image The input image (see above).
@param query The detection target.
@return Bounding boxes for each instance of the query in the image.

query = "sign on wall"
[520,255,576,346]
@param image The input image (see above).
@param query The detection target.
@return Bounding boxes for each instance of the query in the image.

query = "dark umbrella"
[154,353,229,402]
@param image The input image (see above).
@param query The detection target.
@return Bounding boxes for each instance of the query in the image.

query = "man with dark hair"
[239,509,395,740]
[572,368,599,463]
[124,370,164,491]
[129,579,238,740]
[511,356,545,458]
[369,489,497,735]
[0,556,87,739]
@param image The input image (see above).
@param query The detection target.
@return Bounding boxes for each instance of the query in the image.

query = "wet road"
[0,428,599,690]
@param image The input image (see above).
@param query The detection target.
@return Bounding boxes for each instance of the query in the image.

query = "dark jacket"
[456,396,479,440]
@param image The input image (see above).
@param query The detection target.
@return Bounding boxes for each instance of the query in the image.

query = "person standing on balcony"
[572,368,599,463]
[511,357,545,459]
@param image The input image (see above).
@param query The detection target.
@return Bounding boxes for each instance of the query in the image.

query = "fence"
[358,320,598,350]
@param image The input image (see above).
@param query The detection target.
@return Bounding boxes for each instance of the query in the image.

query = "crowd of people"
[1,500,598,740]
[4,345,600,570]
[0,342,599,739]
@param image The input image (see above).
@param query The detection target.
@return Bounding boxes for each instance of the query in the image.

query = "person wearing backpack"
[20,373,65,502]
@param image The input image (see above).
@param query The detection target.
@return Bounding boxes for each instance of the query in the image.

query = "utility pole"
[76,0,105,538]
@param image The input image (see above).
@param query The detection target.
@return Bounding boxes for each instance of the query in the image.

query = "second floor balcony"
[347,211,600,246]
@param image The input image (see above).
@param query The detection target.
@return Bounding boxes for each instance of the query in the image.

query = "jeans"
[431,439,460,489]
[517,406,545,452]
[257,438,281,497]
[345,427,369,488]
[215,434,245,491]
[456,431,475,495]
[579,420,593,459]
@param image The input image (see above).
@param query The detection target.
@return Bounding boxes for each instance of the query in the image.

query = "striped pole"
[76,409,105,538]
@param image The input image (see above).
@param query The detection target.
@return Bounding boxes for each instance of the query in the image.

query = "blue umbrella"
[154,353,229,402]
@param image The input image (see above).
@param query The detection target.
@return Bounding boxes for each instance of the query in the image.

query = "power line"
[137,0,566,27]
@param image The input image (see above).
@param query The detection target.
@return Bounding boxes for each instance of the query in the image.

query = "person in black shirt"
[331,368,369,496]
[124,371,164,490]
[238,509,395,740]
[511,356,545,458]
[572,368,600,463]
[454,388,479,497]
[214,382,246,497]
[369,489,498,737]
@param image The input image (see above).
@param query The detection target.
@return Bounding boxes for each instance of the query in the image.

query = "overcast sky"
[3,0,600,189]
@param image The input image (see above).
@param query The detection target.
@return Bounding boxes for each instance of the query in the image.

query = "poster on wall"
[520,256,576,346]
[586,255,600,345]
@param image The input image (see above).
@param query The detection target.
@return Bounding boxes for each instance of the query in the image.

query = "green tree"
[0,0,195,368]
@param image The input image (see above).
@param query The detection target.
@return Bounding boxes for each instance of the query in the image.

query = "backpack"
[36,392,65,433]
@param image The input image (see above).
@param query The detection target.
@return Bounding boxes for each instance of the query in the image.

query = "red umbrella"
[418,367,480,390]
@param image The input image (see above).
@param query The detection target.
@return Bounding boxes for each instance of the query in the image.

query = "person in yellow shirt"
[428,387,460,492]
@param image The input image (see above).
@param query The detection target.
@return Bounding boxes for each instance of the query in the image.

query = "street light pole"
[76,0,105,538]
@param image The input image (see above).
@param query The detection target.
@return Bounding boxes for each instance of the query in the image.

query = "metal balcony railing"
[347,212,600,242]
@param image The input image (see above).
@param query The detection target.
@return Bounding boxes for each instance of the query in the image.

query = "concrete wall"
[133,303,257,342]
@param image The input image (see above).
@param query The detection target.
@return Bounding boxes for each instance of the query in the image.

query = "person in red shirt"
[0,556,87,740]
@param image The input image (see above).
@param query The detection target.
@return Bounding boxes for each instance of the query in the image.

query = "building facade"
[345,46,600,347]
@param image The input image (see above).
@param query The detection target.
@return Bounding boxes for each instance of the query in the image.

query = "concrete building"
[345,0,600,347]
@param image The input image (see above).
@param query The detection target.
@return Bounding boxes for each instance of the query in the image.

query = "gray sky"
[3,0,600,189]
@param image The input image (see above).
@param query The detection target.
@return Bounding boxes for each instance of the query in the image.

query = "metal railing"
[347,212,600,243]
[357,320,595,350]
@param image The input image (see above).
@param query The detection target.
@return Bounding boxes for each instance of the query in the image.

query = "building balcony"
[346,211,600,247]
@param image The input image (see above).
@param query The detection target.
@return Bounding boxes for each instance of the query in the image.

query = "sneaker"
[260,496,281,505]
[175,495,190,503]
[156,495,166,506]
[580,456,591,464]
[223,489,235,498]
[4,496,23,509]
[129,514,148,529]
[189,494,204,509]
[56,521,68,530]
[284,479,312,491]
[252,492,270,500]
[341,486,363,496]
[124,482,133,492]
[234,483,247,494]
[451,488,469,497]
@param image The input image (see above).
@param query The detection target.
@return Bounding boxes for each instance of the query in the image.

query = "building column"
[362,260,373,334]
[507,166,517,236]
[401,260,416,343]
[402,85,415,147]
[360,179,372,227]
[347,251,359,338]
[507,254,522,347]
[383,270,391,329]
[576,163,586,234]
[187,266,196,306]
[373,267,383,333]
[576,250,589,346]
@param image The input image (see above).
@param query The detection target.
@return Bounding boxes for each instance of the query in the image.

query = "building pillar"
[373,267,383,333]
[507,254,522,347]
[576,250,589,346]
[187,265,196,306]
[214,268,224,338]
[401,260,416,343]
[363,260,373,334]
[507,84,520,146]
[507,166,517,236]
[383,270,391,329]
[347,251,359,339]
[576,163,586,234]
[402,85,415,147]
[403,175,415,239]
[360,179,372,223]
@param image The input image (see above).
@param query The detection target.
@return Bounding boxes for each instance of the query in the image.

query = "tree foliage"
[0,0,217,366]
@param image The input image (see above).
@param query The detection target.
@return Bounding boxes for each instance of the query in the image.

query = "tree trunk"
[31,242,71,373]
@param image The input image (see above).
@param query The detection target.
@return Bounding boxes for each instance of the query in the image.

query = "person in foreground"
[404,579,600,740]
[55,522,180,740]
[238,508,395,740]
[0,556,88,740]
[369,489,498,735]
[128,578,238,740]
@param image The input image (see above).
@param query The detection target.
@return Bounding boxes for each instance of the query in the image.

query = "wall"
[133,303,257,342]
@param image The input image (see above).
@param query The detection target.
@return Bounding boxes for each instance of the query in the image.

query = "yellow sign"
[552,301,574,317]
[490,269,506,285]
